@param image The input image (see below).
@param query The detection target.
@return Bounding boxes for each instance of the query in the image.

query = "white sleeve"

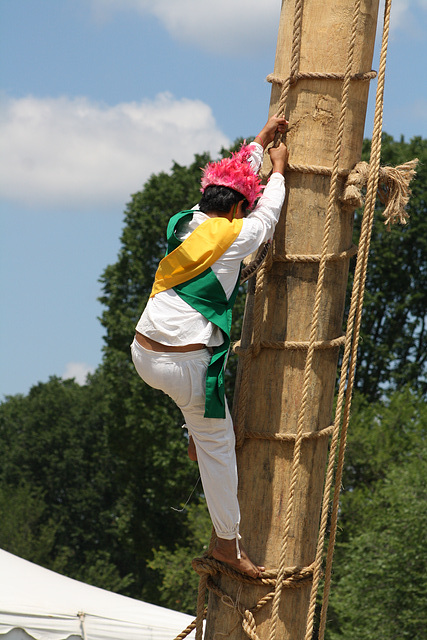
[221,172,286,262]
[247,141,264,175]
[247,172,285,240]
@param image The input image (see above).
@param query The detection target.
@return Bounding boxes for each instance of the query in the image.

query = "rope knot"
[191,556,218,577]
[341,159,418,227]
[190,556,316,640]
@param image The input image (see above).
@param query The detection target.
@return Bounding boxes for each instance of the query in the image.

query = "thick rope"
[234,335,345,353]
[233,347,253,450]
[252,247,274,359]
[241,241,271,283]
[316,2,394,638]
[269,3,363,638]
[233,248,272,448]
[245,424,334,442]
[191,556,315,640]
[173,613,206,640]
[267,70,377,85]
[341,159,418,226]
[302,0,390,635]
[275,0,304,121]
[273,244,358,263]
[284,162,350,175]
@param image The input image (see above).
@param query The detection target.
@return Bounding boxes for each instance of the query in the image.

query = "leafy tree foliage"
[327,389,427,640]
[0,374,133,594]
[0,481,57,566]
[350,135,427,399]
[147,500,211,613]
[335,386,427,538]
[330,458,427,640]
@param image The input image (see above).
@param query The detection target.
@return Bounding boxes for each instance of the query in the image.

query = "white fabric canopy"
[0,550,197,640]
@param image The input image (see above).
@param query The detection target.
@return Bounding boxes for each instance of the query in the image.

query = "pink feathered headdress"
[200,143,263,209]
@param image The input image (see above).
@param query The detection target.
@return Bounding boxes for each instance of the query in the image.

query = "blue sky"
[1,0,426,399]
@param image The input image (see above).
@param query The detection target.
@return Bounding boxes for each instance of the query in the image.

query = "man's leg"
[185,408,264,578]
[131,340,263,577]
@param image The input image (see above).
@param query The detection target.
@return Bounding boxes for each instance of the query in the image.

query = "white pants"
[131,338,240,543]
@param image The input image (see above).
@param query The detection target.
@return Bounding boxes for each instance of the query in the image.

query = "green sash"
[151,212,243,297]
[163,210,242,419]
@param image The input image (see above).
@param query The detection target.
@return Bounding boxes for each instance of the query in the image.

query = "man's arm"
[269,142,289,175]
[254,114,288,149]
[248,114,289,174]
[226,142,288,258]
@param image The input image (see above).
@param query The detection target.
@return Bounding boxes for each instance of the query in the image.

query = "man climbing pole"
[131,115,288,577]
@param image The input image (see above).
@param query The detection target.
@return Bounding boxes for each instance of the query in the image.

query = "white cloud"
[94,0,426,47]
[384,0,427,35]
[0,93,230,211]
[62,362,95,385]
[385,97,427,137]
[389,0,410,23]
[91,0,279,54]
[409,98,427,121]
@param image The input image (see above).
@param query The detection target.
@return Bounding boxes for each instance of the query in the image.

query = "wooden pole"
[204,1,380,638]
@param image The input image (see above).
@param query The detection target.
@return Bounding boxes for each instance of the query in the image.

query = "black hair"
[199,185,249,216]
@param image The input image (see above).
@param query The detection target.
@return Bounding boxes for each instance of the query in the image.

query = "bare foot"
[188,435,197,461]
[212,537,265,578]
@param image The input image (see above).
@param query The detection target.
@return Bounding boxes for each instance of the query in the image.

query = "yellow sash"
[150,216,243,297]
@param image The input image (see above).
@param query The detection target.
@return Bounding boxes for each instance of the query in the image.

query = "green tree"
[0,481,57,566]
[0,374,132,594]
[147,500,211,614]
[329,455,426,640]
[325,388,427,639]
[350,135,427,399]
[337,387,427,534]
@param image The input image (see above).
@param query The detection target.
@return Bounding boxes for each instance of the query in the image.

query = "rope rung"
[245,424,334,443]
[283,162,350,177]
[267,70,377,86]
[193,556,315,588]
[189,557,315,640]
[234,335,345,357]
[273,244,358,264]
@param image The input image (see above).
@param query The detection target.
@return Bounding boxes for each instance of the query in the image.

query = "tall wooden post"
[205,1,380,638]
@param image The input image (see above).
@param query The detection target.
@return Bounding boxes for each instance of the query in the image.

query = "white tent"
[0,550,197,640]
